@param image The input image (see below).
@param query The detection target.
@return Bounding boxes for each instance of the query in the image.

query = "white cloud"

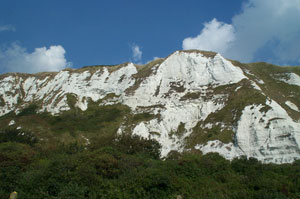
[182,0,300,65]
[0,43,72,73]
[0,25,16,32]
[131,44,142,62]
[182,18,235,55]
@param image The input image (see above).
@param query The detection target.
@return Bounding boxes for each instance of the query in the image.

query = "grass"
[180,92,201,101]
[169,82,186,93]
[133,112,155,122]
[186,124,234,148]
[169,122,186,138]
[66,93,77,109]
[0,71,57,81]
[244,62,300,121]
[179,49,217,58]
[0,97,5,106]
[77,62,132,74]
[42,103,130,135]
[205,80,267,126]
[118,111,158,135]
[0,101,132,150]
[0,98,160,152]
[99,93,120,102]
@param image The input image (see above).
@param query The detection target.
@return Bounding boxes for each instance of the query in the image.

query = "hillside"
[1,50,300,164]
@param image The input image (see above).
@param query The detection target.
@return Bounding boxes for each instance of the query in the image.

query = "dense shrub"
[0,128,37,146]
[0,142,35,194]
[114,134,161,159]
[18,104,38,116]
[0,136,299,199]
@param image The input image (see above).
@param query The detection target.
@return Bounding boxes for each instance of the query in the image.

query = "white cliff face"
[0,76,22,116]
[132,100,225,157]
[275,73,300,86]
[235,100,300,164]
[124,51,247,156]
[0,50,299,164]
[8,120,15,126]
[124,51,246,109]
[0,63,137,115]
[285,101,299,112]
[196,100,300,164]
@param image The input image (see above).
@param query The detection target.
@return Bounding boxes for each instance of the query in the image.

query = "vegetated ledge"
[178,49,218,58]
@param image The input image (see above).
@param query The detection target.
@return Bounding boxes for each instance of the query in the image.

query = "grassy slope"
[245,62,300,121]
[0,97,156,151]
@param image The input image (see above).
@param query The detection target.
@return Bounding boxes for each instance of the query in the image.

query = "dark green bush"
[0,138,299,199]
[0,128,37,146]
[114,134,161,159]
[18,104,38,116]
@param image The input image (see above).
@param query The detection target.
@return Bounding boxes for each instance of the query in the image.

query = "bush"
[18,104,38,116]
[0,142,35,193]
[0,128,37,146]
[114,134,161,159]
[0,137,299,199]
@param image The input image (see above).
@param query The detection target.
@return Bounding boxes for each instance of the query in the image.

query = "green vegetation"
[169,122,186,138]
[2,99,298,198]
[241,62,300,121]
[208,80,267,125]
[17,104,39,116]
[77,62,131,74]
[0,101,131,146]
[0,97,5,106]
[0,128,37,146]
[187,124,234,147]
[1,135,300,199]
[43,103,127,135]
[132,112,155,123]
[179,49,217,58]
[0,101,159,152]
[180,92,201,101]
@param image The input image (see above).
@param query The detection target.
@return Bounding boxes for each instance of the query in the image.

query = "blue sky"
[0,0,300,73]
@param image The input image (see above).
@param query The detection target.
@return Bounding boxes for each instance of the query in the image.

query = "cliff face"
[1,50,300,164]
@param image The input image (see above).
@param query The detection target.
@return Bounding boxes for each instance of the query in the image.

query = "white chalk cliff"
[0,50,299,164]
